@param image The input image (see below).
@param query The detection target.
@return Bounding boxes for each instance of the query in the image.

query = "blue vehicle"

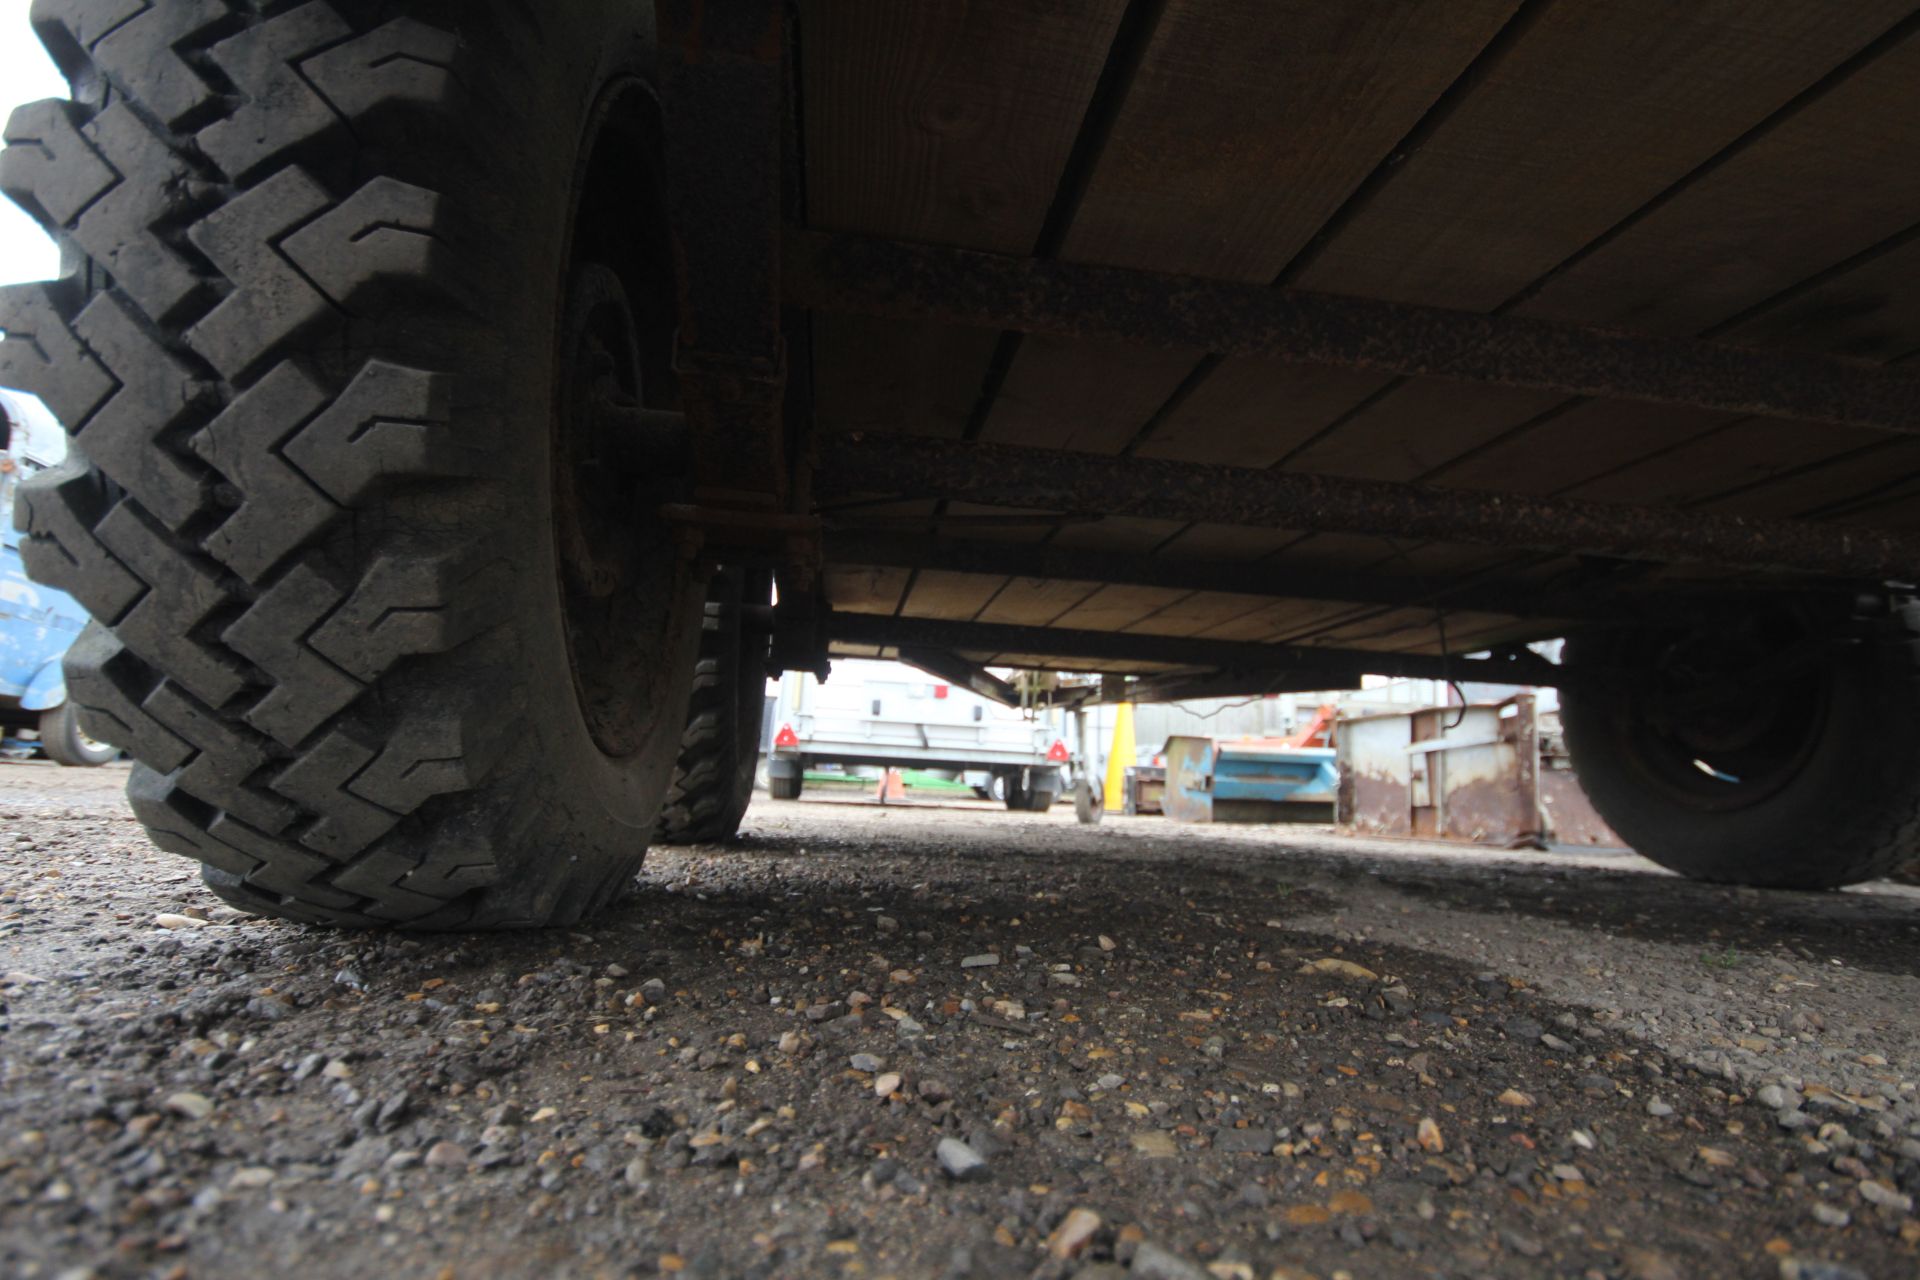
[1,390,114,766]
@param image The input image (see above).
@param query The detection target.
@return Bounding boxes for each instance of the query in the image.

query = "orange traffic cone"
[876,768,908,804]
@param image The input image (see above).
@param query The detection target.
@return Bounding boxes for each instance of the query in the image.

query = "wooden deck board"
[981,0,1519,468]
[804,0,1132,620]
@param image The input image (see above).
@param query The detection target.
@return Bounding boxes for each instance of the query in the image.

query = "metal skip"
[1334,695,1620,848]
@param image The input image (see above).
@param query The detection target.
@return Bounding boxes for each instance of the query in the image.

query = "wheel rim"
[74,720,111,756]
[1604,615,1833,814]
[552,261,687,760]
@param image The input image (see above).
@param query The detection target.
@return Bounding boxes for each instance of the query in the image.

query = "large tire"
[656,570,770,844]
[39,701,116,767]
[0,1,706,927]
[1560,602,1920,889]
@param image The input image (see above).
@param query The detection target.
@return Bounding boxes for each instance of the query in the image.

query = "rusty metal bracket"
[786,229,1920,436]
[815,433,1920,582]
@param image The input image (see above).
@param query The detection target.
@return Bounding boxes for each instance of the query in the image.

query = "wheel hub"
[552,262,686,758]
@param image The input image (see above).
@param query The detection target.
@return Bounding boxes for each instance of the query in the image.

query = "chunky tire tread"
[3,0,664,928]
[656,578,767,845]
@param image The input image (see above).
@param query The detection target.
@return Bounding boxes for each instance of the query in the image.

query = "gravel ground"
[3,762,1919,1280]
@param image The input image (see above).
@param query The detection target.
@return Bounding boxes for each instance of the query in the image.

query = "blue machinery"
[1161,735,1340,824]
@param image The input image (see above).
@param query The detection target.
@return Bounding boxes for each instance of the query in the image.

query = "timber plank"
[825,566,914,616]
[977,577,1105,627]
[805,0,1130,618]
[901,570,1011,622]
[1140,0,1913,470]
[981,0,1521,457]
[1049,585,1191,632]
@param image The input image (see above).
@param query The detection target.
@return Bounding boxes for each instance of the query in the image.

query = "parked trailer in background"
[767,660,1073,810]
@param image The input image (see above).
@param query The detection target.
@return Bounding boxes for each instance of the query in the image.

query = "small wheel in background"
[1074,776,1104,825]
[39,702,118,767]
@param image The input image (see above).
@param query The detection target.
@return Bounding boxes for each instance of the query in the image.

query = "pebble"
[935,1137,988,1182]
[1858,1179,1913,1213]
[1045,1207,1101,1259]
[1131,1132,1179,1159]
[1212,1128,1274,1155]
[873,1072,902,1098]
[849,1053,884,1073]
[423,1141,468,1169]
[153,914,206,930]
[960,954,1000,969]
[1417,1117,1445,1153]
[1623,1248,1684,1280]
[164,1092,213,1121]
[1129,1241,1208,1280]
[1757,1084,1798,1111]
[1778,1261,1869,1280]
[1646,1098,1675,1118]
[1810,1202,1851,1227]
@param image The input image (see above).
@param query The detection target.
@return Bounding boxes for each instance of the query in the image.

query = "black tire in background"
[39,700,116,767]
[1559,603,1920,889]
[1003,772,1058,812]
[0,1,706,927]
[656,569,772,844]
[769,772,803,801]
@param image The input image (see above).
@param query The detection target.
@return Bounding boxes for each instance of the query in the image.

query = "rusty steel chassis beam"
[785,230,1920,583]
[829,612,1570,691]
[786,230,1920,437]
[814,433,1920,583]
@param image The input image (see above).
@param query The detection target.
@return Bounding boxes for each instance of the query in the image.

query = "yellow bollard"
[1103,702,1135,812]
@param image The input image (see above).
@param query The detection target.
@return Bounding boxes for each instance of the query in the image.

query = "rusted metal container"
[1336,696,1621,848]
[1123,765,1166,816]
